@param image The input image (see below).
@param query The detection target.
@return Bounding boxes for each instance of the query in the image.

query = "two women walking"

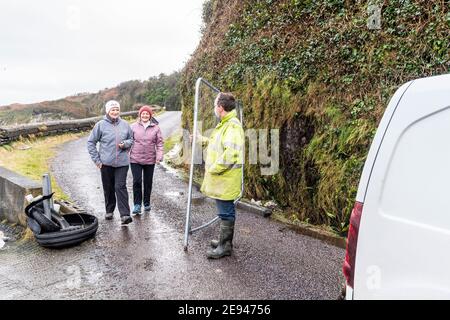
[87,100,163,224]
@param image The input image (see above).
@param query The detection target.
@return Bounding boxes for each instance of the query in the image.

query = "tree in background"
[144,72,181,111]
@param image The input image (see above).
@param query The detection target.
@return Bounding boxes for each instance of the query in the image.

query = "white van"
[343,74,450,299]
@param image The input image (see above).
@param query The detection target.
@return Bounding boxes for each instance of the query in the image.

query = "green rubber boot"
[207,220,235,259]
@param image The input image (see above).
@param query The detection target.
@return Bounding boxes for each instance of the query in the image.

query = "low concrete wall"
[0,166,42,227]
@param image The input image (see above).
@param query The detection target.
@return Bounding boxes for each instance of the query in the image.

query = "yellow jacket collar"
[220,109,237,124]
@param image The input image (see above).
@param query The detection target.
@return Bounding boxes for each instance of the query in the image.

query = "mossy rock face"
[181,0,450,234]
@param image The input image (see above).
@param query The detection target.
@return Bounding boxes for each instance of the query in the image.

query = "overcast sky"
[0,0,205,105]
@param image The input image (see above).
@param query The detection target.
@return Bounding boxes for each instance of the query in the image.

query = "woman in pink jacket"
[130,105,164,214]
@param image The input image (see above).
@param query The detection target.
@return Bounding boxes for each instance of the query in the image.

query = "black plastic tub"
[34,213,98,248]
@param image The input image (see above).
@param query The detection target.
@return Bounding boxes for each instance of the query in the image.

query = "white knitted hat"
[105,100,120,114]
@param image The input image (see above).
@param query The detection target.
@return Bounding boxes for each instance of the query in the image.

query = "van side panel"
[355,81,413,203]
[354,74,450,299]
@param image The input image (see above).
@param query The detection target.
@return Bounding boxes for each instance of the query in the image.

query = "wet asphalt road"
[0,111,345,299]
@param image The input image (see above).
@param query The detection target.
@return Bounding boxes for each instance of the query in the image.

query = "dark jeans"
[130,163,155,207]
[215,199,236,222]
[100,165,130,217]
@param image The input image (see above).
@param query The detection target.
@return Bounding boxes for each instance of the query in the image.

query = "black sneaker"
[121,216,132,225]
[105,212,113,220]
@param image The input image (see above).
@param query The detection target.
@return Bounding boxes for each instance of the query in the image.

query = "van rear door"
[353,74,450,299]
[344,80,412,299]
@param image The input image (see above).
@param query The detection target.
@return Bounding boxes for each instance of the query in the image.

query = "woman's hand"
[96,163,103,169]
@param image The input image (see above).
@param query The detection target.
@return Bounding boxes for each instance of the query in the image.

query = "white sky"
[0,0,205,105]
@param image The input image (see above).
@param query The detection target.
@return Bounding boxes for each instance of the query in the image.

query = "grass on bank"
[0,133,86,201]
[163,128,182,154]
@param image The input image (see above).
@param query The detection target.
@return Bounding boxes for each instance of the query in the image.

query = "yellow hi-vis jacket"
[200,109,244,201]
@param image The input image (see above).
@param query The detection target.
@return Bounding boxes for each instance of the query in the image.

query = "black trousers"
[130,163,155,206]
[100,165,130,217]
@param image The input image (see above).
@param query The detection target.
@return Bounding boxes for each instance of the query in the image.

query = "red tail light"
[343,201,363,289]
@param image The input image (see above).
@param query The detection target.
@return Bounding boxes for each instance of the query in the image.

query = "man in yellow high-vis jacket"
[201,92,244,259]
